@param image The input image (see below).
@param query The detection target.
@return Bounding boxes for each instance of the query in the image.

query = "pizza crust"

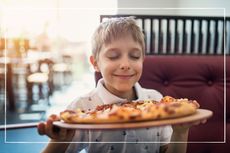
[60,96,200,124]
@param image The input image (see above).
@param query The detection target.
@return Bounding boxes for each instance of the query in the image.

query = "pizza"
[60,96,200,124]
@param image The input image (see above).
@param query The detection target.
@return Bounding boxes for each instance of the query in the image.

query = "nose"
[120,58,130,70]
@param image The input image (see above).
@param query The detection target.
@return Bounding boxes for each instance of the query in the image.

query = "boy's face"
[91,35,144,98]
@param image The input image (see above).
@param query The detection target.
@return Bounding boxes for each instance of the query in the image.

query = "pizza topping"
[164,107,176,115]
[60,96,200,124]
[96,104,113,111]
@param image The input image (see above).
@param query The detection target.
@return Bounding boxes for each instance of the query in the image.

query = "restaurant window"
[0,0,117,126]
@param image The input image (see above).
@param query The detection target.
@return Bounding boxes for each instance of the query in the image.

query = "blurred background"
[0,1,229,153]
[0,0,118,125]
[0,0,229,125]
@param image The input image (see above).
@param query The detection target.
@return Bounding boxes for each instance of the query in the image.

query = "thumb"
[48,114,60,121]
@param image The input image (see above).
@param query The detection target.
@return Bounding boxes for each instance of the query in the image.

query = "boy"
[38,17,205,153]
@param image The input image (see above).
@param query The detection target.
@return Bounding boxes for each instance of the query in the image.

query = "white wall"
[117,0,178,8]
[117,0,179,15]
[177,0,229,16]
[117,0,230,16]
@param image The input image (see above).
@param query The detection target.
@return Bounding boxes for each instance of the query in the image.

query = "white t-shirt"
[66,79,172,153]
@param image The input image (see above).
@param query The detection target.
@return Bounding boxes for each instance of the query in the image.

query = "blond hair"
[91,17,145,60]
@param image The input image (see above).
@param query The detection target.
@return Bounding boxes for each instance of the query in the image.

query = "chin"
[115,85,133,92]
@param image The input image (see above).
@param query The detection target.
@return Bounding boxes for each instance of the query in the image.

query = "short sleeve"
[66,97,83,110]
[144,89,163,101]
[160,125,173,146]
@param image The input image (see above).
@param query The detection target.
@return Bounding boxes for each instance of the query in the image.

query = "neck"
[111,87,137,101]
[121,88,137,101]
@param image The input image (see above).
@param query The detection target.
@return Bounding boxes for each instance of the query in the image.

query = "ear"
[90,55,100,72]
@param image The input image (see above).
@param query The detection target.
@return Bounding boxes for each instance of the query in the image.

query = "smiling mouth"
[113,74,135,79]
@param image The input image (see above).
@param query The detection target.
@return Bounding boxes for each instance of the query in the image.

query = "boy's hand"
[172,119,207,134]
[165,119,207,153]
[37,114,75,141]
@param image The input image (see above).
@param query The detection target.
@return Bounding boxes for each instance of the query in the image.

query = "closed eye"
[130,55,141,59]
[108,56,120,60]
[129,51,142,60]
[105,50,120,60]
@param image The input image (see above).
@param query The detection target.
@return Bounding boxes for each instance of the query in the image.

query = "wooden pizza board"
[53,109,213,130]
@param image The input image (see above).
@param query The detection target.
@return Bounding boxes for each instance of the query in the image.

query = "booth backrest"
[95,55,229,153]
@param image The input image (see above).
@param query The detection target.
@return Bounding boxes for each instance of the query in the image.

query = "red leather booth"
[95,55,229,153]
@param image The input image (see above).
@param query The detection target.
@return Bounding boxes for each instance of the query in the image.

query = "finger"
[37,122,45,135]
[59,128,67,140]
[193,121,200,125]
[49,114,60,121]
[201,119,207,124]
[65,129,75,141]
[46,119,56,139]
[177,122,191,128]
